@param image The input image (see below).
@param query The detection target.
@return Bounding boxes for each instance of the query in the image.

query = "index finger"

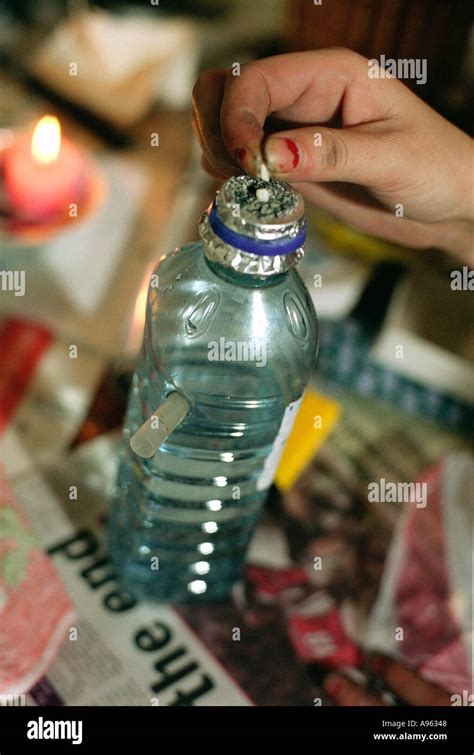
[219,48,391,160]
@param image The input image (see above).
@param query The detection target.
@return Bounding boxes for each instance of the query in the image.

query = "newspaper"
[1,363,471,706]
[8,437,249,706]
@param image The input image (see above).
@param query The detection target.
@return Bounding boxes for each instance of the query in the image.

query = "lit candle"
[2,115,87,223]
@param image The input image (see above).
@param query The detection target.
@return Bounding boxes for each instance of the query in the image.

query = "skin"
[192,48,473,264]
[324,654,453,706]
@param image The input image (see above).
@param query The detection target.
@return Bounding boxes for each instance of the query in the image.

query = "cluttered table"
[0,7,472,708]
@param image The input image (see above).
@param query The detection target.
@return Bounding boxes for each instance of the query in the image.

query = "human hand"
[324,654,452,706]
[192,49,473,263]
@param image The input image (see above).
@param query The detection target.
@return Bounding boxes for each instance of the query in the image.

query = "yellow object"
[308,210,417,265]
[275,388,341,492]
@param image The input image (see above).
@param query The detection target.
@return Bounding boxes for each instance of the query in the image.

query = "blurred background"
[0,0,472,707]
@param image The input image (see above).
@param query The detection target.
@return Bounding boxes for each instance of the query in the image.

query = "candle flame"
[31,115,61,164]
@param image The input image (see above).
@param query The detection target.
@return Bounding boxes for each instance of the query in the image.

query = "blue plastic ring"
[208,199,306,256]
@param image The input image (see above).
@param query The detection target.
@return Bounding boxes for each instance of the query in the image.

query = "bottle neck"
[204,255,287,288]
[199,210,304,282]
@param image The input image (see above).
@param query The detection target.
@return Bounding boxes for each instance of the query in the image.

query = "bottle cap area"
[210,175,306,256]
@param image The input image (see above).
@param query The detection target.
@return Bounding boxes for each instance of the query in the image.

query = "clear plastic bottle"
[108,176,318,602]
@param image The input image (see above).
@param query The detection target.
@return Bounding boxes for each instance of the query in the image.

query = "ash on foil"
[226,176,299,221]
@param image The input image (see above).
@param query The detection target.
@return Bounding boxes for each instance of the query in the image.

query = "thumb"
[261,125,391,188]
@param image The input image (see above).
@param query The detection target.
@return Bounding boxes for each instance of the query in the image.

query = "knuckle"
[239,60,261,78]
[239,62,268,91]
[326,46,371,70]
[327,45,354,56]
[321,130,349,173]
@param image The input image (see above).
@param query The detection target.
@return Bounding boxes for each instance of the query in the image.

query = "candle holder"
[0,128,107,255]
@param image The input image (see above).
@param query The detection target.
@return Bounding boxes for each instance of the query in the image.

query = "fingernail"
[264,136,300,173]
[370,653,388,675]
[234,145,267,179]
[324,674,345,698]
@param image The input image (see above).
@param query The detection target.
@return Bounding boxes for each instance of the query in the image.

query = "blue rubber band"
[208,200,306,256]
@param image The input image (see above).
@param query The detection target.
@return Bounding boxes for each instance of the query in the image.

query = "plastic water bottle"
[108,175,318,602]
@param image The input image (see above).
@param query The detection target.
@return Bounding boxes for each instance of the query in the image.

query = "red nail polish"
[284,138,299,168]
[264,137,300,173]
[325,675,344,698]
[234,148,247,163]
